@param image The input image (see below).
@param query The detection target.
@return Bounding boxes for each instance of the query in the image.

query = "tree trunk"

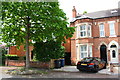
[25,16,30,68]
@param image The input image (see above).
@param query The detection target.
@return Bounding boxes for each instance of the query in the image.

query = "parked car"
[77,57,106,72]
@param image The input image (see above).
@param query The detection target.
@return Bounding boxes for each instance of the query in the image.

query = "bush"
[5,54,19,60]
[33,41,65,62]
[0,46,7,65]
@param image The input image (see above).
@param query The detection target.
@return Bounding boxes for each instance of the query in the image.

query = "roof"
[71,8,120,22]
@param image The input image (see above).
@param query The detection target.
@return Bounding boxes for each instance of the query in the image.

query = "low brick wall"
[30,61,50,69]
[5,59,55,69]
[5,60,25,67]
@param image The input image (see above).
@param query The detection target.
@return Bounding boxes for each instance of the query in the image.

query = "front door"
[100,45,107,63]
[110,48,118,63]
[65,52,71,65]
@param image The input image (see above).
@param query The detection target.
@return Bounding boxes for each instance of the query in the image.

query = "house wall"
[63,38,71,52]
[70,16,120,65]
[9,45,33,60]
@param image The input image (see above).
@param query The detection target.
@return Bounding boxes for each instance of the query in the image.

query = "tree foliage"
[33,41,65,62]
[83,11,87,15]
[1,2,75,46]
[1,2,75,67]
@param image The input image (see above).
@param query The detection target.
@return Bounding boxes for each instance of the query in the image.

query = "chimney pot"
[72,6,77,18]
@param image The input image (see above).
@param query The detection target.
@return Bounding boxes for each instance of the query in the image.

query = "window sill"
[100,36,105,37]
[76,37,93,39]
[79,36,92,38]
[109,35,117,37]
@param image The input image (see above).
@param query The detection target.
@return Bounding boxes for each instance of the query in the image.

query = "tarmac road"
[0,66,119,79]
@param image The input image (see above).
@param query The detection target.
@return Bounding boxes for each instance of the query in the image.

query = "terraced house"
[68,6,120,66]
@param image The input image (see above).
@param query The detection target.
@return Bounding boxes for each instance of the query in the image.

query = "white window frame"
[80,45,87,59]
[99,23,105,37]
[80,25,87,37]
[79,44,93,60]
[87,24,91,37]
[88,45,92,57]
[108,21,116,37]
[76,26,80,38]
[79,24,92,38]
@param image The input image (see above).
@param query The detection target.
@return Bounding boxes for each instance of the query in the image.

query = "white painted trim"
[79,43,93,45]
[108,41,119,63]
[75,22,92,26]
[117,19,119,22]
[109,35,117,37]
[110,48,119,63]
[98,22,105,25]
[98,42,108,50]
[108,21,115,23]
[108,40,119,49]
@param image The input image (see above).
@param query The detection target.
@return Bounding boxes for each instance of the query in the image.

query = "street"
[0,66,119,79]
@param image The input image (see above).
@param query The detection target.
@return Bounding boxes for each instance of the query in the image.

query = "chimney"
[72,6,77,18]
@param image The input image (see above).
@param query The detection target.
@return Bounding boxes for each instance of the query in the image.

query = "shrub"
[5,54,19,60]
[33,41,65,62]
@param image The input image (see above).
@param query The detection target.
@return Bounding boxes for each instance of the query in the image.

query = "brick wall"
[5,60,25,67]
[9,45,33,60]
[63,38,71,52]
[70,16,120,65]
[5,60,55,69]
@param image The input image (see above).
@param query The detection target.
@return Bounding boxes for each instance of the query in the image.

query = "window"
[109,23,115,36]
[80,45,87,58]
[112,50,116,58]
[99,23,105,37]
[80,45,92,59]
[88,46,92,57]
[87,25,91,37]
[79,24,91,37]
[80,25,86,37]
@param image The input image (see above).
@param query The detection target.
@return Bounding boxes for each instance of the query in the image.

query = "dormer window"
[111,10,118,14]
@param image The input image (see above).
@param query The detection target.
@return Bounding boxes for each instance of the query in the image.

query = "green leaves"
[1,2,75,47]
[33,41,65,62]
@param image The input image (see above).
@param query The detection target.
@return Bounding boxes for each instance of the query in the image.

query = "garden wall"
[5,59,55,69]
[5,60,25,67]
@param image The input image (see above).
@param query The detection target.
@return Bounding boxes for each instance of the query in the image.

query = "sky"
[58,0,120,22]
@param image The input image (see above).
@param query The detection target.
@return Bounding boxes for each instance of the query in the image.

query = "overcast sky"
[58,0,120,22]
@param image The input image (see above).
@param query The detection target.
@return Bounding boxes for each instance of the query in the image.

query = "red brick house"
[8,7,120,67]
[69,6,120,65]
[8,45,33,60]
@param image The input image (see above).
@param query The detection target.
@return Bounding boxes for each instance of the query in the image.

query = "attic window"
[111,10,118,14]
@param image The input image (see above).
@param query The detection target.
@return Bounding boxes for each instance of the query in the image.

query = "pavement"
[98,66,120,75]
[53,66,79,72]
[53,66,120,75]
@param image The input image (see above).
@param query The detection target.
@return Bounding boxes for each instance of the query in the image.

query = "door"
[100,45,107,63]
[110,48,118,63]
[65,52,71,65]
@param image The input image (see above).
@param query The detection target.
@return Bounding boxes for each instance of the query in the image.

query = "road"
[0,66,119,79]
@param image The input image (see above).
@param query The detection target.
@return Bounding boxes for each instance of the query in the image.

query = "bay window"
[80,45,92,59]
[80,45,87,58]
[79,24,91,38]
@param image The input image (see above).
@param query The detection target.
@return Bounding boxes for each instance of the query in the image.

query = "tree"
[1,2,75,68]
[83,11,87,15]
